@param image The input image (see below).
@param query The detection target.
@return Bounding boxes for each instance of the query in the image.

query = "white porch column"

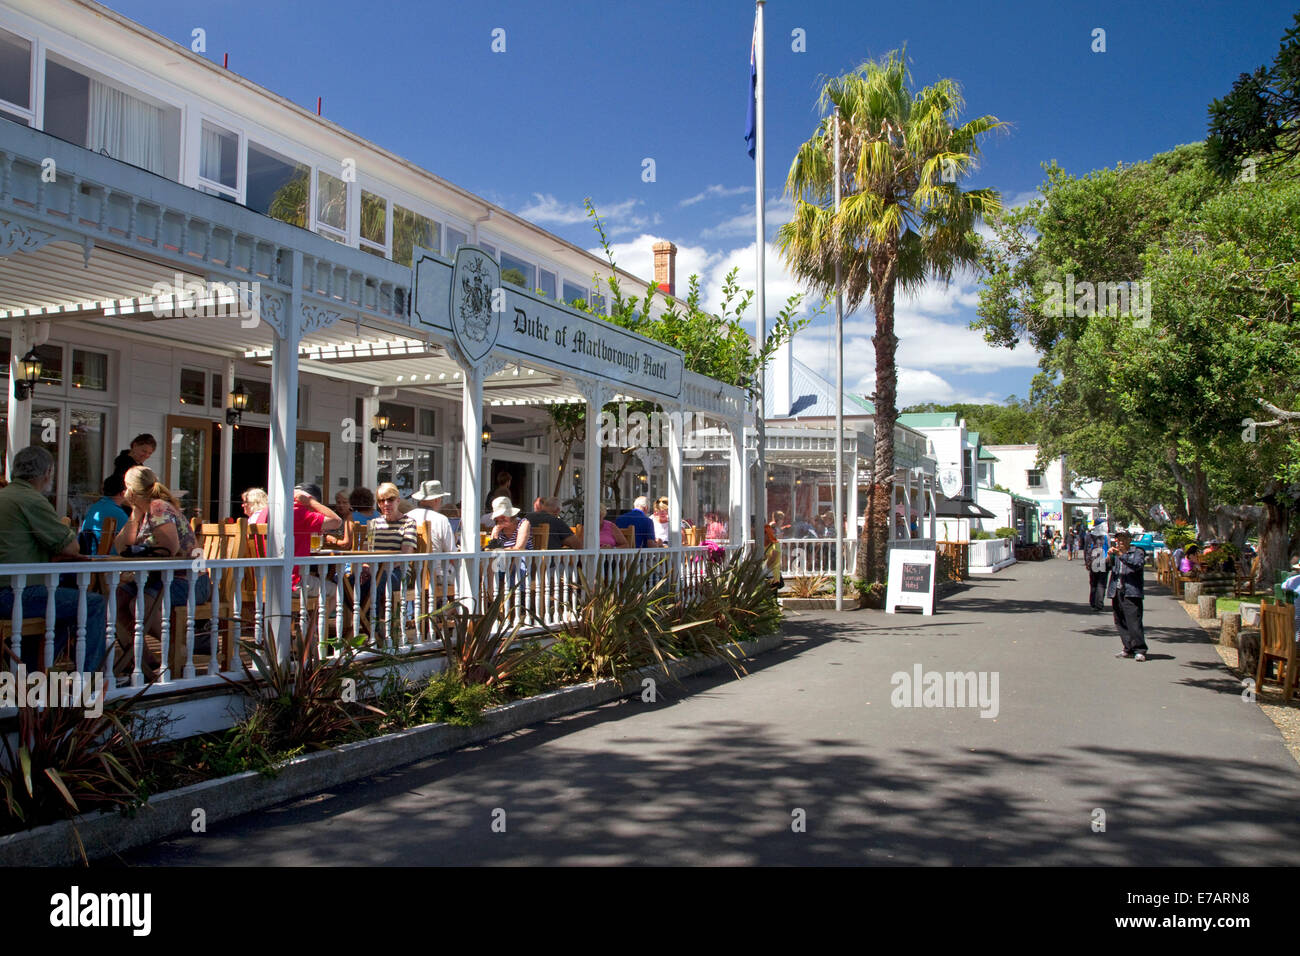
[266,254,301,662]
[218,359,234,520]
[738,420,751,549]
[666,404,683,549]
[847,449,860,546]
[579,382,607,573]
[727,421,744,546]
[361,393,379,489]
[458,364,486,613]
[5,320,32,479]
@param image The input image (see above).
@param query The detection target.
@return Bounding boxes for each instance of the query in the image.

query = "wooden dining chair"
[1257,602,1298,702]
[165,521,245,676]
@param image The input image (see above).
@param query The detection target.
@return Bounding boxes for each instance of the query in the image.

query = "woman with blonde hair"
[113,465,212,679]
[241,487,269,524]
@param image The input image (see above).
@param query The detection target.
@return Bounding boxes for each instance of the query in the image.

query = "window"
[538,269,557,300]
[499,251,536,290]
[314,169,347,241]
[418,408,436,437]
[199,121,239,196]
[377,402,415,433]
[179,367,207,406]
[246,142,309,227]
[72,349,108,391]
[444,227,467,256]
[360,190,387,255]
[590,291,607,315]
[563,281,587,307]
[35,343,62,386]
[1027,469,1044,489]
[0,27,33,123]
[392,204,438,267]
[42,56,179,179]
[234,377,272,415]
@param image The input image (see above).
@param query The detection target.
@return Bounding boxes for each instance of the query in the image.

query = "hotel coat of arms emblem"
[449,247,501,364]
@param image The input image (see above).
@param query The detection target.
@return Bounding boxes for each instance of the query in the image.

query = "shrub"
[436,588,546,689]
[993,527,1019,540]
[785,573,832,598]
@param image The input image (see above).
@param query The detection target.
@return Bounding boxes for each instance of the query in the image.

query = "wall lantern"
[14,349,41,401]
[226,383,250,425]
[370,413,390,444]
[481,424,494,449]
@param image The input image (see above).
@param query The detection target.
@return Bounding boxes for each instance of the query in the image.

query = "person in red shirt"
[292,483,340,593]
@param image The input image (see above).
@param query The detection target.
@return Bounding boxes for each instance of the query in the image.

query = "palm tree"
[777,51,1002,592]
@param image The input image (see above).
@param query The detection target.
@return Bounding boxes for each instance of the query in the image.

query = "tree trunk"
[865,244,898,587]
[1166,452,1213,536]
[1256,486,1291,587]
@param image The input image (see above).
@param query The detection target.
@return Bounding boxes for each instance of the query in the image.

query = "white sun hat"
[490,496,520,520]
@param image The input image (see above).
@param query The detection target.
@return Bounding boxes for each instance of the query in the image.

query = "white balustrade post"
[458,365,485,615]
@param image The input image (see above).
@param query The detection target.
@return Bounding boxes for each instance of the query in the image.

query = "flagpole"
[833,105,845,611]
[754,0,767,546]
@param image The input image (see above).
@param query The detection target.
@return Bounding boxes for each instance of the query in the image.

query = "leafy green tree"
[976,143,1300,581]
[777,51,1002,586]
[544,202,811,506]
[1206,12,1300,180]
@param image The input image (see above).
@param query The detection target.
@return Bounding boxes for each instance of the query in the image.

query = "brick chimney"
[652,241,677,296]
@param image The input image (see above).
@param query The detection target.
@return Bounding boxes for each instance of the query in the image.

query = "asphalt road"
[120,555,1300,865]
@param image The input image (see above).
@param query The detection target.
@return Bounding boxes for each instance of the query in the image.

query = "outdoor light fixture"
[481,424,494,449]
[14,349,41,401]
[766,472,775,483]
[370,412,390,444]
[225,383,250,425]
[573,467,582,483]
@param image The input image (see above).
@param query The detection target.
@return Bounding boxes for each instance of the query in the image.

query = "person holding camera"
[1107,530,1148,661]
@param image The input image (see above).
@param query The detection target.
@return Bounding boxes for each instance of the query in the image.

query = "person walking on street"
[1086,529,1107,611]
[1107,530,1148,661]
[1067,523,1079,561]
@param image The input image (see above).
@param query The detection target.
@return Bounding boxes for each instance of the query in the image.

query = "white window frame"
[196,117,243,201]
[359,187,390,258]
[0,23,37,125]
[311,166,348,243]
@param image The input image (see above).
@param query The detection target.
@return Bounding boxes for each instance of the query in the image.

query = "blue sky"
[106,0,1299,407]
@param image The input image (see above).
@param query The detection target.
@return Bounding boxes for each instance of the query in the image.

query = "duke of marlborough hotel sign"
[412,246,685,401]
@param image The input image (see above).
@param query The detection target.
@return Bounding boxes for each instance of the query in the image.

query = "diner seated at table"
[0,446,107,672]
[325,490,353,548]
[349,486,377,525]
[704,512,728,542]
[292,483,340,595]
[241,486,269,525]
[486,496,532,587]
[1179,544,1201,577]
[615,496,659,548]
[79,473,129,555]
[113,465,212,680]
[358,482,417,605]
[651,496,670,545]
[523,495,579,549]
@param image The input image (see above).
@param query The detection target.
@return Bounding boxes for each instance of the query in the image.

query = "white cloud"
[592,234,721,293]
[699,196,796,240]
[680,184,750,207]
[515,193,639,226]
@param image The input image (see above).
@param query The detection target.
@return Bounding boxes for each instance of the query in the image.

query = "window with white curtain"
[199,121,239,197]
[86,78,164,175]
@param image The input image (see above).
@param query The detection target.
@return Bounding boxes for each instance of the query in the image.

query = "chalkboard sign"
[886,548,936,615]
[900,563,931,593]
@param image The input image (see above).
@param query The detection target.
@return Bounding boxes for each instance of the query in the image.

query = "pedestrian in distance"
[1107,530,1148,661]
[1086,531,1107,611]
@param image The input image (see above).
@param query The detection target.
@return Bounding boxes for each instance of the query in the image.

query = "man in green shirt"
[0,446,107,671]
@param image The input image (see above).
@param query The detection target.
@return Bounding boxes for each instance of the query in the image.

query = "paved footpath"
[121,556,1300,865]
